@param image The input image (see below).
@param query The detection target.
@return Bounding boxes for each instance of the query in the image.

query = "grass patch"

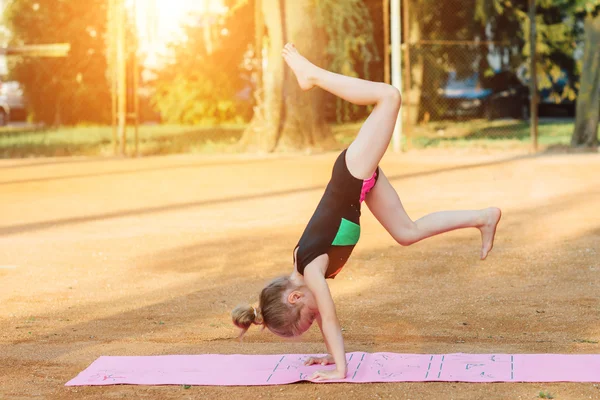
[407,119,573,150]
[1,119,577,158]
[573,339,599,344]
[0,124,246,158]
[538,390,554,399]
[332,122,363,146]
[334,119,574,151]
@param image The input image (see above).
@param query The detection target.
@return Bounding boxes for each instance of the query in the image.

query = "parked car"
[0,97,9,126]
[516,64,580,117]
[424,70,530,121]
[531,68,577,117]
[0,81,27,122]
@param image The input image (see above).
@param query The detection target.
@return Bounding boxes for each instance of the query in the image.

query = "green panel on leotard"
[331,218,361,246]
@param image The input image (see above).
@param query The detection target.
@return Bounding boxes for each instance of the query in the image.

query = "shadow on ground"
[0,153,537,235]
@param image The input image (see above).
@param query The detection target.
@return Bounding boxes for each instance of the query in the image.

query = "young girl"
[232,43,502,382]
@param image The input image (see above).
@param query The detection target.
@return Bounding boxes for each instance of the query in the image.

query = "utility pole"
[131,0,140,157]
[116,0,127,156]
[529,0,538,151]
[390,0,402,152]
[402,0,411,148]
[108,0,118,155]
[107,0,140,157]
[383,0,390,84]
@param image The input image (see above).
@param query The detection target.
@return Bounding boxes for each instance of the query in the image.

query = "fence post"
[116,0,127,156]
[529,0,538,151]
[132,0,139,158]
[402,0,411,149]
[390,0,403,152]
[383,0,390,84]
[108,0,118,155]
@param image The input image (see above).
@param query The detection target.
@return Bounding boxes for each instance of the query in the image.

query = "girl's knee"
[384,85,402,107]
[395,236,416,247]
[393,222,418,246]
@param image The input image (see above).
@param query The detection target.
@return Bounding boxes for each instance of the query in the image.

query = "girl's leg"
[365,170,502,260]
[282,43,400,179]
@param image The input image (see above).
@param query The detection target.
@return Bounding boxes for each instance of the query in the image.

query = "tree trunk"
[240,0,334,152]
[238,0,284,151]
[571,13,600,148]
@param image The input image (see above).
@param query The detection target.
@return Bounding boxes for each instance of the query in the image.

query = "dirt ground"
[1,148,599,400]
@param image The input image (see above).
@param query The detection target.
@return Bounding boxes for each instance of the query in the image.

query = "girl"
[232,43,502,382]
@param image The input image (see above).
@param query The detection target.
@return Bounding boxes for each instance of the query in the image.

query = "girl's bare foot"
[281,43,317,91]
[479,207,502,260]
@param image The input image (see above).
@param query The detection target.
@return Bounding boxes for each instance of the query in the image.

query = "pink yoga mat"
[65,352,600,386]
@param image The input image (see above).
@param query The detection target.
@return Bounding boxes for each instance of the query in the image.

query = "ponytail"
[231,304,263,339]
[231,275,301,339]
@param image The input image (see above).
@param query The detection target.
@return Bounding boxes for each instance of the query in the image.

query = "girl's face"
[296,306,317,335]
[288,287,319,336]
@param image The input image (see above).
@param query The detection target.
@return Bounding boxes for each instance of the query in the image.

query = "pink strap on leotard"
[359,170,378,203]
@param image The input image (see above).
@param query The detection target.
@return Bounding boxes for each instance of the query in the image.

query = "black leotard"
[294,149,380,279]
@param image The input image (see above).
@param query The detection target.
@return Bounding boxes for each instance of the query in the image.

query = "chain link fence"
[401,40,536,148]
[388,0,584,150]
[2,0,584,157]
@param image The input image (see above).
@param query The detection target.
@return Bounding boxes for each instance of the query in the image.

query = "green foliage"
[412,0,489,122]
[570,0,600,17]
[573,338,599,343]
[150,1,254,125]
[538,390,554,399]
[420,0,487,76]
[474,0,595,99]
[4,0,110,125]
[152,65,242,125]
[335,119,574,150]
[315,0,378,76]
[432,0,600,103]
[0,124,245,158]
[314,0,378,122]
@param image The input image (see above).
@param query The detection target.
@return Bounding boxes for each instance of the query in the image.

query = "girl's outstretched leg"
[282,43,401,180]
[365,171,502,260]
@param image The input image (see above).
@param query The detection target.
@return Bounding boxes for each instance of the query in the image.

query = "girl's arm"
[316,314,333,355]
[303,255,347,381]
[304,315,334,366]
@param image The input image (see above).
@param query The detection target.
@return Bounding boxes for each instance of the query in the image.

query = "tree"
[240,0,377,152]
[150,1,255,124]
[5,0,110,125]
[240,0,328,151]
[410,0,589,123]
[478,0,581,72]
[474,0,600,147]
[571,3,600,147]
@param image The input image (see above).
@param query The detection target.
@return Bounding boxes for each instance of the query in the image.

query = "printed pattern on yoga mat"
[65,352,600,386]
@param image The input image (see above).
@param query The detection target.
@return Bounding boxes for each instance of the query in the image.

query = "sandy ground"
[1,149,599,400]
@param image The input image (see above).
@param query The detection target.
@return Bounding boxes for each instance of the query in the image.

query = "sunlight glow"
[134,0,228,67]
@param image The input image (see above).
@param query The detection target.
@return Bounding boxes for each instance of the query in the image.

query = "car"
[425,70,530,121]
[538,70,576,117]
[0,81,27,122]
[517,64,582,117]
[0,97,9,126]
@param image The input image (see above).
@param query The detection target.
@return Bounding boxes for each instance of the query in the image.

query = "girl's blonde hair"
[232,276,303,338]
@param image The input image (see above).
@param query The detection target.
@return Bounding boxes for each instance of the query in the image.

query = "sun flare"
[134,0,227,64]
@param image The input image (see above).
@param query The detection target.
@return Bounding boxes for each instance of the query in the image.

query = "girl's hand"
[310,368,347,381]
[304,355,334,366]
